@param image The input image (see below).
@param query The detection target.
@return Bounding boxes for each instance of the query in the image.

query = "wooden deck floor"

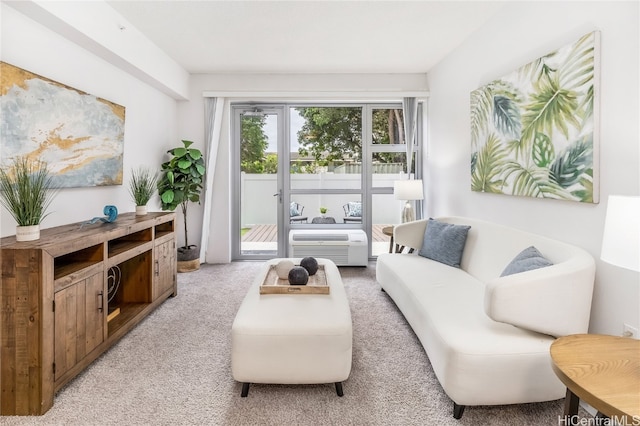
[242,224,391,243]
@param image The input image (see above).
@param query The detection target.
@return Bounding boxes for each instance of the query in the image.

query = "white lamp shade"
[394,179,424,201]
[601,195,640,272]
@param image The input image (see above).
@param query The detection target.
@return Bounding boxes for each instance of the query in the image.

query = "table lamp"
[600,195,640,272]
[394,179,424,223]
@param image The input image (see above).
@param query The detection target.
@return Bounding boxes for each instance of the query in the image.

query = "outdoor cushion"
[290,202,301,216]
[347,202,361,217]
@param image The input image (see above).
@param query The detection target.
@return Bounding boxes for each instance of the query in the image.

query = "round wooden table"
[550,334,640,424]
[382,226,395,253]
[311,216,336,224]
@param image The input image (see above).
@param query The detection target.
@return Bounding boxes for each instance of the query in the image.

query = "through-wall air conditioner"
[288,230,368,266]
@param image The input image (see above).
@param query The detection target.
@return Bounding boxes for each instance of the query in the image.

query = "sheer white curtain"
[199,97,225,263]
[402,97,418,176]
[402,97,423,217]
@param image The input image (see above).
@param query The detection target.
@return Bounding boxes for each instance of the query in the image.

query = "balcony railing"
[241,172,407,227]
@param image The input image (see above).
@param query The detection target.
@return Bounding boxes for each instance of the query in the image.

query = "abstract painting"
[470,31,599,203]
[0,62,125,188]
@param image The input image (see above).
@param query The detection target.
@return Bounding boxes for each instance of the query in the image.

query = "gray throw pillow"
[418,219,471,268]
[500,246,553,277]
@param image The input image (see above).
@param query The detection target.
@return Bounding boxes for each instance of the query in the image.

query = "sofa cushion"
[501,246,553,277]
[418,218,471,268]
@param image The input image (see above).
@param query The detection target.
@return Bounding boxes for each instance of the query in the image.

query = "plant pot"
[177,245,200,273]
[136,205,148,215]
[16,224,40,242]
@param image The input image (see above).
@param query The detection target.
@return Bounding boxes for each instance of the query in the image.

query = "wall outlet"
[623,323,639,338]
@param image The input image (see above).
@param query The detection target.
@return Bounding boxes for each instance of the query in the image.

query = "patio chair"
[343,202,362,223]
[290,202,308,223]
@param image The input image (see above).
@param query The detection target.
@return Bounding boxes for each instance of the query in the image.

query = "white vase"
[16,224,40,242]
[136,205,148,215]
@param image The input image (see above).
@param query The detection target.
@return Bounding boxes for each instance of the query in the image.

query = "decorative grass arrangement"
[128,167,158,206]
[0,156,58,226]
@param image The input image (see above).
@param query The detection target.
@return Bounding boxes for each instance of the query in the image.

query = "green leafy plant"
[157,140,205,249]
[319,207,328,214]
[0,156,58,226]
[128,167,158,206]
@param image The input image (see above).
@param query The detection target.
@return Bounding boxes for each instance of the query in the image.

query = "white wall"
[0,4,179,237]
[177,73,429,263]
[426,1,639,336]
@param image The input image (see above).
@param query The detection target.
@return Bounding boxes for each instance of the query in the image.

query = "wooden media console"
[1,212,177,415]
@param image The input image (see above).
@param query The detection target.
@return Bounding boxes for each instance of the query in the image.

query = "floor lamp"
[394,180,424,223]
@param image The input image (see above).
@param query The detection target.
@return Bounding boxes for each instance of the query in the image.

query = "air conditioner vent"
[292,233,349,242]
[288,230,368,266]
[292,246,349,265]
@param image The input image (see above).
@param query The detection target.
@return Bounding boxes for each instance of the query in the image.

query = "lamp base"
[401,201,415,223]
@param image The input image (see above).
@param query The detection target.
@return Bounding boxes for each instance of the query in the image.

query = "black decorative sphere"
[288,266,309,285]
[300,257,319,276]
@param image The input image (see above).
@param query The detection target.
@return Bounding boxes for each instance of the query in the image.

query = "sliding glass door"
[232,103,421,261]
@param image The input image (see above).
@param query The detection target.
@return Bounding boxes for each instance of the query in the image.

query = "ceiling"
[107,1,504,75]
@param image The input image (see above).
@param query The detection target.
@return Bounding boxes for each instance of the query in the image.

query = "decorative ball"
[300,256,319,276]
[288,266,309,285]
[275,259,295,279]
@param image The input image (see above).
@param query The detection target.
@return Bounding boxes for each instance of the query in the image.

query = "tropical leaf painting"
[470,31,600,203]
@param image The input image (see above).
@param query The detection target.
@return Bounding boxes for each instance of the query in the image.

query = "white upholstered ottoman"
[231,258,352,397]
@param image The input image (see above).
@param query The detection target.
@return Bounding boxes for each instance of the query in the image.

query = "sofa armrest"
[394,219,428,251]
[484,257,595,337]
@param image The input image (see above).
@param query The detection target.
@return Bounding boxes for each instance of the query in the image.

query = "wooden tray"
[260,264,329,294]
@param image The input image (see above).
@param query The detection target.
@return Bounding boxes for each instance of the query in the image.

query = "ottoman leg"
[241,382,250,397]
[335,382,344,397]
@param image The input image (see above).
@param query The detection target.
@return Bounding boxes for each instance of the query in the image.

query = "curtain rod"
[201,91,430,99]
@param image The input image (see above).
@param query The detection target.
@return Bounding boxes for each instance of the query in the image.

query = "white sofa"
[376,217,595,419]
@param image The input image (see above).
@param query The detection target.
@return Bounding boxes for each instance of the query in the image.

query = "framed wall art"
[0,62,125,188]
[470,31,600,203]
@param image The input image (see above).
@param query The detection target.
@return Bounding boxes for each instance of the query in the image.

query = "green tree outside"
[240,115,277,173]
[241,107,407,174]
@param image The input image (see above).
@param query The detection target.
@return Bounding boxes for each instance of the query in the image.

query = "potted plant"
[0,156,58,241]
[157,140,206,272]
[128,167,157,215]
[320,206,328,217]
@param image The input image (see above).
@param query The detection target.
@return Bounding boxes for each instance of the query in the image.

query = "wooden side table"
[382,225,413,254]
[550,334,640,425]
[382,226,395,253]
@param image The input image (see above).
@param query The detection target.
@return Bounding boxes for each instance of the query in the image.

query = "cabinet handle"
[155,260,159,276]
[98,291,104,312]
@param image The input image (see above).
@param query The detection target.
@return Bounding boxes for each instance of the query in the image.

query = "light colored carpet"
[1,261,584,425]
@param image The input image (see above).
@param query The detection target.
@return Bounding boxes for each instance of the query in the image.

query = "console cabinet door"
[153,240,176,300]
[54,273,104,380]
